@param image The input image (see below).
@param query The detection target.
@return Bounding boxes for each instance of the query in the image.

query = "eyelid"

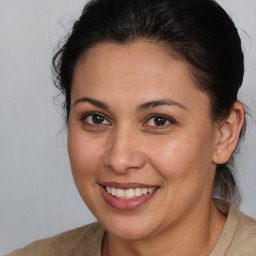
[79,112,176,128]
[80,111,111,125]
[144,113,177,127]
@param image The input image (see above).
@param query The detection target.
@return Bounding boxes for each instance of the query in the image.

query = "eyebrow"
[73,97,109,109]
[136,99,187,112]
[73,97,187,111]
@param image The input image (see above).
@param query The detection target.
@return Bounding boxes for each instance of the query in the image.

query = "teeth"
[111,187,116,196]
[148,188,154,193]
[125,189,134,199]
[135,188,142,197]
[142,188,147,195]
[105,186,156,199]
[116,188,124,198]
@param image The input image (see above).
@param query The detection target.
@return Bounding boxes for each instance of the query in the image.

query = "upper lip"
[100,182,159,189]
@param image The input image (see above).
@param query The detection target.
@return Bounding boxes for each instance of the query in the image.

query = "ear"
[212,102,244,164]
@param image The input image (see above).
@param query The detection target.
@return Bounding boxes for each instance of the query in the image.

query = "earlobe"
[212,102,244,164]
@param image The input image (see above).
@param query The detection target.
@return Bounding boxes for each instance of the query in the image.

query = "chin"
[99,214,160,241]
[109,226,155,241]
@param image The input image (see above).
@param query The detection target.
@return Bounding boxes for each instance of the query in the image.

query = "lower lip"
[100,186,158,210]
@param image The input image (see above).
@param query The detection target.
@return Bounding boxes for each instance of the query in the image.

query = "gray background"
[0,0,255,254]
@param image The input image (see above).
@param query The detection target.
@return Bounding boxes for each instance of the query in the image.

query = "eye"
[145,114,176,128]
[81,113,110,126]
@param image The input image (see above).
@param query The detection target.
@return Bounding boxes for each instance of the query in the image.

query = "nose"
[103,127,146,174]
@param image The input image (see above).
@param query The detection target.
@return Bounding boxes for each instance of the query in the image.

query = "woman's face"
[68,42,220,240]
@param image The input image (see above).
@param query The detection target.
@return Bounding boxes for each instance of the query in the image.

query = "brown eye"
[145,114,176,128]
[92,114,104,124]
[153,116,167,126]
[82,113,110,125]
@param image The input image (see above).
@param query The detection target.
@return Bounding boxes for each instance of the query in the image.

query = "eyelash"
[80,112,176,129]
[144,114,176,128]
[80,112,111,126]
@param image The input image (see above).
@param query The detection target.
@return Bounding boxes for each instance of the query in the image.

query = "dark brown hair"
[52,0,245,203]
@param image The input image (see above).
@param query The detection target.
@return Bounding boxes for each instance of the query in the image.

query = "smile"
[105,186,157,200]
[100,182,159,210]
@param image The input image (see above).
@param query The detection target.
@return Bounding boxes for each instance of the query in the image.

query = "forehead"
[71,41,210,113]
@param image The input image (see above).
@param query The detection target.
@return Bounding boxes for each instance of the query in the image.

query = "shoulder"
[212,199,256,256]
[229,205,256,255]
[4,222,105,256]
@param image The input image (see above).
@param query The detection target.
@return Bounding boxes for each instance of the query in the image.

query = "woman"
[6,0,256,255]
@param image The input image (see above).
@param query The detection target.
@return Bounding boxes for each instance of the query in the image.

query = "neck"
[102,199,226,256]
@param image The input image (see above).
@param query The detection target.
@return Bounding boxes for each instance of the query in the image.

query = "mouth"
[99,182,159,210]
[105,186,156,199]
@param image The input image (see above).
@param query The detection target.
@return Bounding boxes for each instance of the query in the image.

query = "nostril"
[102,131,147,174]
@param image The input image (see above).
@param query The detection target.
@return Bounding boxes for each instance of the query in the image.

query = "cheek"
[147,136,195,174]
[68,126,104,180]
[67,126,107,212]
[146,129,215,187]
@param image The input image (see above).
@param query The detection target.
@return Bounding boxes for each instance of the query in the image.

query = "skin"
[68,42,244,256]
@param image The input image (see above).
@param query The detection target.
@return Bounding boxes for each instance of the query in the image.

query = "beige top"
[5,199,256,256]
